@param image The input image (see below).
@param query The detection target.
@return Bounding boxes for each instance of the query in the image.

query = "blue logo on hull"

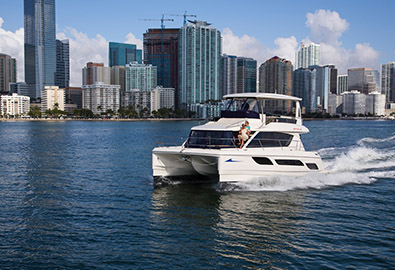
[225,158,240,162]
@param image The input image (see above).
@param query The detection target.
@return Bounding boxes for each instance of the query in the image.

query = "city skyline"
[0,0,394,87]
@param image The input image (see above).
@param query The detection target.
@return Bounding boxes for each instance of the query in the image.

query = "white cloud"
[124,33,143,50]
[306,9,349,45]
[305,10,380,73]
[269,36,298,63]
[222,28,268,64]
[0,17,24,81]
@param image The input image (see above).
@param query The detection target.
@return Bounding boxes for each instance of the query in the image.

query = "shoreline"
[0,117,393,122]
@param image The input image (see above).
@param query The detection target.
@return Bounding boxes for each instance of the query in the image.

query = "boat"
[152,93,324,183]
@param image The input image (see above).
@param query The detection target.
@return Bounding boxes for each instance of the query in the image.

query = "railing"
[155,136,305,151]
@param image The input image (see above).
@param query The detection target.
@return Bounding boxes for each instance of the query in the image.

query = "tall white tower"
[295,42,320,69]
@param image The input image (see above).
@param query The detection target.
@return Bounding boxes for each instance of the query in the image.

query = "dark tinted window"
[276,159,304,166]
[252,157,273,165]
[185,131,236,149]
[306,163,319,170]
[247,132,293,148]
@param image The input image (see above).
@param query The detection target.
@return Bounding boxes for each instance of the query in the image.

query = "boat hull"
[152,147,324,183]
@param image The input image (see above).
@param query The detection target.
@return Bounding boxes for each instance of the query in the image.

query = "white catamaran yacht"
[152,93,324,182]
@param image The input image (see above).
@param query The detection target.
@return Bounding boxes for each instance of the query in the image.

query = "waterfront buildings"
[24,0,56,99]
[1,94,30,116]
[221,55,238,96]
[366,92,386,115]
[143,29,179,90]
[55,39,70,88]
[337,75,348,95]
[41,86,65,112]
[82,62,111,85]
[65,87,83,109]
[259,56,293,113]
[178,20,221,115]
[109,42,142,67]
[342,91,366,115]
[82,82,120,115]
[0,53,17,95]
[125,62,157,92]
[9,82,29,97]
[150,86,175,112]
[347,68,379,95]
[381,62,395,104]
[295,42,320,69]
[237,57,257,93]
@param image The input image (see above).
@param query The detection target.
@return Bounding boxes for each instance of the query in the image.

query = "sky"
[0,0,394,86]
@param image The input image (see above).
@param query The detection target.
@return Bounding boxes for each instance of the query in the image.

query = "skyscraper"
[55,39,70,88]
[221,54,237,96]
[237,57,257,93]
[125,62,157,92]
[109,42,142,67]
[24,0,56,99]
[347,68,379,95]
[381,62,395,104]
[259,56,293,113]
[178,20,221,112]
[82,62,111,85]
[295,42,320,69]
[0,53,17,95]
[337,75,348,95]
[143,29,179,90]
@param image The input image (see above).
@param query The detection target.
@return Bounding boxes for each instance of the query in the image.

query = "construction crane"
[164,10,197,25]
[139,15,174,86]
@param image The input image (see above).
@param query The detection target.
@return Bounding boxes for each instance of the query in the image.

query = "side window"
[247,132,293,148]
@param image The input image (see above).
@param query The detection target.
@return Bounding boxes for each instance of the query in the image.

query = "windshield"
[185,130,237,149]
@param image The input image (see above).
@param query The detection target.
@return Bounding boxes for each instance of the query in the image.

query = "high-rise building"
[1,94,30,116]
[342,91,366,115]
[24,0,56,99]
[337,75,348,95]
[179,20,221,113]
[347,68,379,95]
[10,82,29,97]
[237,57,257,93]
[381,62,395,104]
[82,82,120,114]
[41,85,65,111]
[293,68,313,112]
[125,62,157,92]
[0,53,17,95]
[259,56,293,113]
[221,54,237,96]
[295,42,320,69]
[82,62,111,85]
[65,87,82,109]
[143,29,179,91]
[55,39,70,88]
[109,42,142,67]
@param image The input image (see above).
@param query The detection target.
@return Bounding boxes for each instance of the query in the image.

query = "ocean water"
[0,120,394,269]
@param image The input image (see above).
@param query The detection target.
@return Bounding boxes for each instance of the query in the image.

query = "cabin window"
[252,157,273,165]
[306,163,319,170]
[185,130,236,149]
[247,132,293,148]
[275,159,304,166]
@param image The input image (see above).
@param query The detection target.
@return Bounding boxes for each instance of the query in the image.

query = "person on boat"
[245,121,251,131]
[238,124,249,149]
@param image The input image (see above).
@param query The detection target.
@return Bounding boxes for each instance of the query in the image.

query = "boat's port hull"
[153,147,324,183]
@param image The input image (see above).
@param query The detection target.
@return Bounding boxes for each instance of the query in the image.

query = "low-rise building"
[342,91,366,115]
[82,82,120,115]
[366,92,385,116]
[150,86,175,113]
[1,93,30,116]
[41,86,65,111]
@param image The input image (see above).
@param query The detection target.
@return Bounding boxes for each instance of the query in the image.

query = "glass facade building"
[24,0,56,99]
[0,53,17,95]
[295,42,320,69]
[347,68,379,95]
[125,62,157,92]
[237,57,257,93]
[109,42,142,67]
[55,39,70,88]
[381,62,395,104]
[178,20,222,112]
[221,55,237,96]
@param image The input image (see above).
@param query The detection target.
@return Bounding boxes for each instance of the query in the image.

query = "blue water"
[0,120,394,269]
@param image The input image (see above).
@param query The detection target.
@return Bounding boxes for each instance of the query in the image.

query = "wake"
[218,134,395,192]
